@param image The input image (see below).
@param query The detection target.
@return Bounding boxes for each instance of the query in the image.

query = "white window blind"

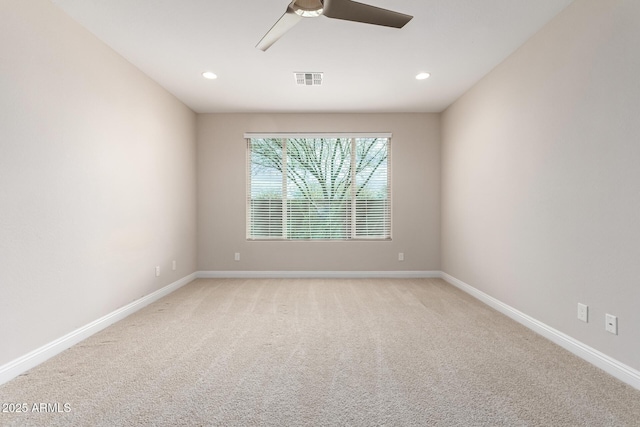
[247,135,391,240]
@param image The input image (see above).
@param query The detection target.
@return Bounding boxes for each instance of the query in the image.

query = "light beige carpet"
[1,278,639,426]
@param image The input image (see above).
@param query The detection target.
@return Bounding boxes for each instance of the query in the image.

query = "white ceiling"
[52,0,573,113]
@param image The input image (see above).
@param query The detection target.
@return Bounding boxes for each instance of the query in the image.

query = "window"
[246,133,391,240]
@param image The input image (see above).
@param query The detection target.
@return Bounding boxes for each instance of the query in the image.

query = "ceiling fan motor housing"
[292,0,324,17]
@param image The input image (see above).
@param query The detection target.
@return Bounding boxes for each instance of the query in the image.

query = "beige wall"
[197,113,440,272]
[442,0,640,371]
[0,0,197,366]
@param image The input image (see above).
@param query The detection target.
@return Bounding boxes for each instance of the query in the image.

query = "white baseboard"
[441,272,640,391]
[196,270,441,279]
[0,273,197,386]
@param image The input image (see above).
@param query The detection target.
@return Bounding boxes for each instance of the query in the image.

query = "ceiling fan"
[256,0,413,51]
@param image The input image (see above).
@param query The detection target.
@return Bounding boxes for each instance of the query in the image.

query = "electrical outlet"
[234,252,240,261]
[172,260,176,271]
[605,314,618,335]
[155,266,160,277]
[577,303,588,322]
[398,252,404,261]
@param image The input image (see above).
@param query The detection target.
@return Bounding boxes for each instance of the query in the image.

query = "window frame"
[245,133,392,242]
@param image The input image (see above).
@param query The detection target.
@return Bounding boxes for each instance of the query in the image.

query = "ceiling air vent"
[295,72,323,86]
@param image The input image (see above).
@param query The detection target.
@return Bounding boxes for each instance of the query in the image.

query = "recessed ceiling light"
[416,72,431,80]
[202,71,218,80]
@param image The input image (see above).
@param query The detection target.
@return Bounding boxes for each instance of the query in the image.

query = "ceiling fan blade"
[256,5,303,51]
[322,0,412,28]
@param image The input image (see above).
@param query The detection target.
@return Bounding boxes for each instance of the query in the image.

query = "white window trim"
[246,134,392,241]
[244,132,392,139]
